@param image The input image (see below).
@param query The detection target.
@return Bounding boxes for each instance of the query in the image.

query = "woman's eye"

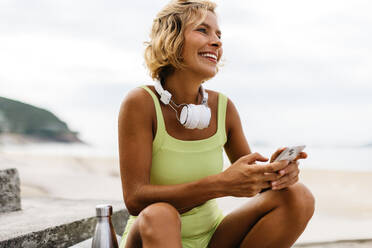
[197,28,207,34]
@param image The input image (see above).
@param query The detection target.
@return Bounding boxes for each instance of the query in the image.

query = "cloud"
[0,0,162,47]
[212,0,372,93]
[1,0,371,146]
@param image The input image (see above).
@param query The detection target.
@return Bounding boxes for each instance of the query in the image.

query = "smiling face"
[181,11,222,80]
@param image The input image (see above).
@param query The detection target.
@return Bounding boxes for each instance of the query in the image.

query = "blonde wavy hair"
[144,0,217,82]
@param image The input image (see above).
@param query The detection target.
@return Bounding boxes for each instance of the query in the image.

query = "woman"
[118,1,315,247]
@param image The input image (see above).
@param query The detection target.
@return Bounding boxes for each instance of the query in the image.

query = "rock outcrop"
[0,97,81,143]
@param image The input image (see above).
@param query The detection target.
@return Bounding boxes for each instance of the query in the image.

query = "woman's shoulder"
[205,88,239,120]
[118,85,156,120]
[205,88,219,96]
[205,89,232,106]
[120,85,155,105]
[204,88,222,102]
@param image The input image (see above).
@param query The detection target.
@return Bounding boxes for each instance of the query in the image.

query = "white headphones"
[154,81,211,129]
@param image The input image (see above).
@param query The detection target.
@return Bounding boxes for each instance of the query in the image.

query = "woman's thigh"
[208,183,314,248]
[207,196,272,248]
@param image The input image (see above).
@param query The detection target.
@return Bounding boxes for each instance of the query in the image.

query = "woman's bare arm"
[224,98,252,163]
[223,98,308,192]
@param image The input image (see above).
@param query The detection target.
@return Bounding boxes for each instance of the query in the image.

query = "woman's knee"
[276,183,315,221]
[138,202,181,235]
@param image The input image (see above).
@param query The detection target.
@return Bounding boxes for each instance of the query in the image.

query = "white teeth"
[200,53,217,61]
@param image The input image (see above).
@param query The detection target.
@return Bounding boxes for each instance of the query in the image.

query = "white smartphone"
[274,145,306,162]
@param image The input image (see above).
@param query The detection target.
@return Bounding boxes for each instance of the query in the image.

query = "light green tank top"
[141,85,228,185]
[120,86,228,246]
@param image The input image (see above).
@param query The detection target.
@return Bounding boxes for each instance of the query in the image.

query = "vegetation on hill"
[0,97,81,143]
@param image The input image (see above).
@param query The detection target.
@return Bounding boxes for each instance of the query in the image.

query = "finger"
[273,175,299,190]
[270,147,287,163]
[294,152,308,161]
[260,160,289,173]
[271,175,289,188]
[260,181,272,190]
[272,170,299,188]
[241,152,269,164]
[278,161,299,176]
[262,172,281,181]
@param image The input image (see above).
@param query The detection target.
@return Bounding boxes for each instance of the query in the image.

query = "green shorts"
[119,200,225,248]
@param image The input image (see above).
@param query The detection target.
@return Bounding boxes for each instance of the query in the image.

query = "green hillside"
[0,97,81,143]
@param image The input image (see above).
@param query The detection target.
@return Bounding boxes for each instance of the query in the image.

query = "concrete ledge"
[1,196,371,248]
[0,197,129,248]
[69,235,122,248]
[294,238,372,248]
[0,168,21,213]
[72,236,372,248]
[71,237,372,248]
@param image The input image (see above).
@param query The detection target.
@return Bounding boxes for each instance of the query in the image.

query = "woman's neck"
[163,70,204,105]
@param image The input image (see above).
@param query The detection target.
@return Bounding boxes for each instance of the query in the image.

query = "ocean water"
[2,142,371,172]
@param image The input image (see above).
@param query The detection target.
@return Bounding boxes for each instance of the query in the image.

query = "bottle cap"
[95,204,113,217]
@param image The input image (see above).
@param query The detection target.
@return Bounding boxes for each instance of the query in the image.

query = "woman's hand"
[221,152,289,197]
[269,147,308,190]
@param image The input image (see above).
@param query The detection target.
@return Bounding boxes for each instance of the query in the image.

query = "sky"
[1,0,371,151]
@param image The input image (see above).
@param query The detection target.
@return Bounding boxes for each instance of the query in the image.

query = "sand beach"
[1,149,372,245]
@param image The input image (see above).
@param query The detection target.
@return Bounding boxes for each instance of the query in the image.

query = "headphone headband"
[154,81,208,106]
[153,81,211,129]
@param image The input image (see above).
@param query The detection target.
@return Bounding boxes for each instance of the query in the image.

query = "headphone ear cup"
[180,106,188,125]
[187,104,200,129]
[181,105,193,128]
[197,105,211,129]
[181,104,211,129]
[196,105,206,129]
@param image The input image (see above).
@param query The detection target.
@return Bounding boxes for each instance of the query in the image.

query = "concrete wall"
[0,168,21,213]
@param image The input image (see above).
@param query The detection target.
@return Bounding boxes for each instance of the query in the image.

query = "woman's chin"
[198,66,218,80]
[186,63,218,80]
[205,69,218,80]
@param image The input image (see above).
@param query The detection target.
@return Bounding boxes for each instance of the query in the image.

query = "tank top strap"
[140,86,166,152]
[217,93,228,144]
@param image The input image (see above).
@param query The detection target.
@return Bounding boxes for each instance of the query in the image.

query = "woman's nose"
[211,40,222,48]
[210,34,222,48]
